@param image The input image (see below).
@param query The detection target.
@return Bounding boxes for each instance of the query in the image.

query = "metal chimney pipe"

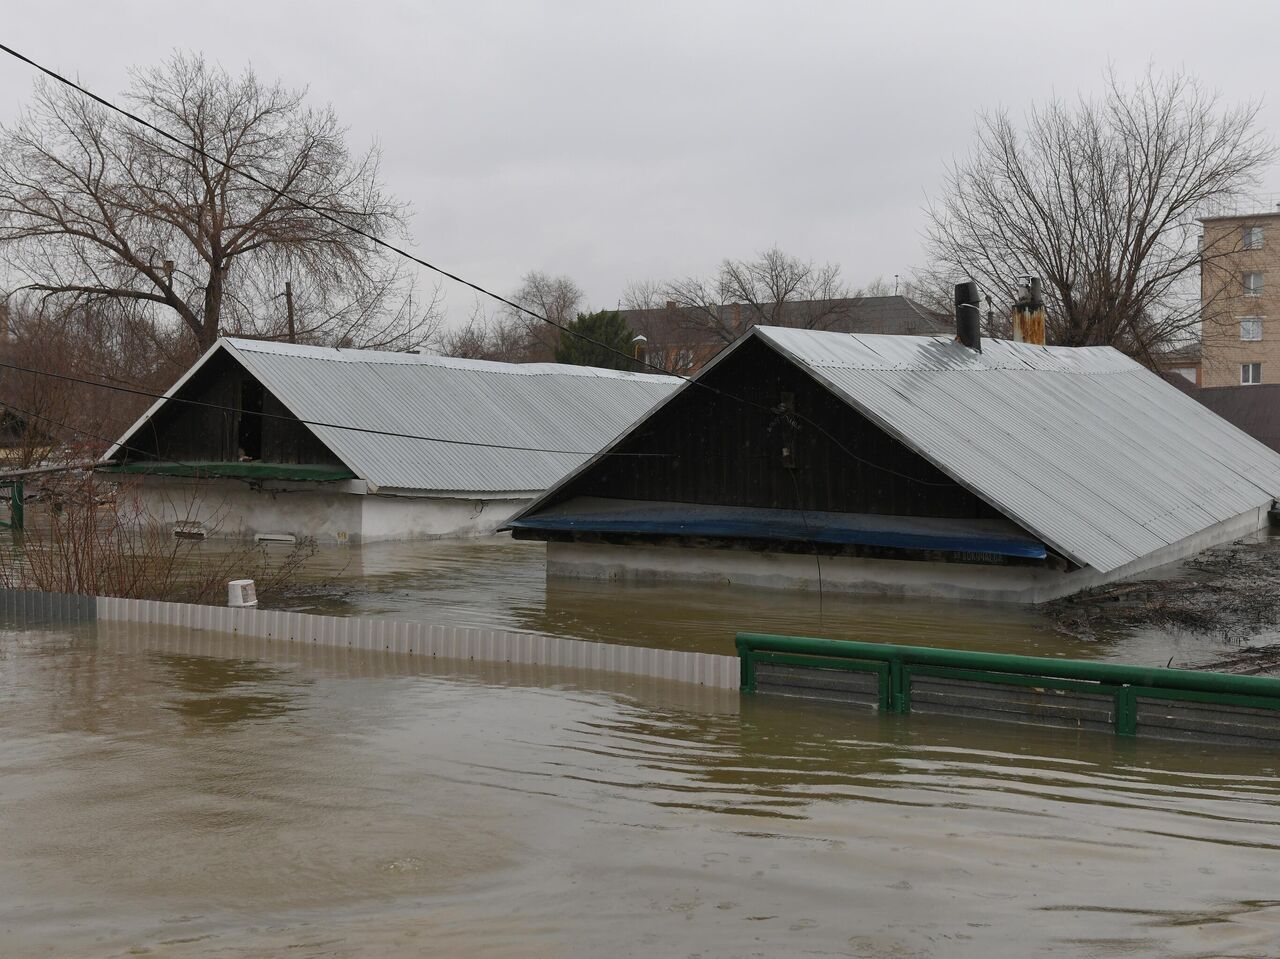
[1013,276,1046,345]
[954,281,982,352]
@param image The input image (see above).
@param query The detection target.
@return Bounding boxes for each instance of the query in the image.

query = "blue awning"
[507,498,1048,560]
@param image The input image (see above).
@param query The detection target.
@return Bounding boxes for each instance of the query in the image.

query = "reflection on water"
[281,536,1242,666]
[151,652,307,727]
[2,621,1278,957]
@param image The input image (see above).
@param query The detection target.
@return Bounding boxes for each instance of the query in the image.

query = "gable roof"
[512,327,1280,574]
[106,338,680,496]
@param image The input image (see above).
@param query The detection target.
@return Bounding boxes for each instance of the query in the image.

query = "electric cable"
[0,398,241,486]
[0,359,670,458]
[0,40,961,489]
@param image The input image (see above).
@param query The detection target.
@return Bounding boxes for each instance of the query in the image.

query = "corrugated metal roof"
[757,327,1280,573]
[109,338,679,496]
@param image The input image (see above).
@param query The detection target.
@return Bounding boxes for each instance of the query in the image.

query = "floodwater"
[279,536,1245,668]
[2,619,1279,957]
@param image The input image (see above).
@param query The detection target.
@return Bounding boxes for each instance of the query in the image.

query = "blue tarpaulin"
[507,497,1048,560]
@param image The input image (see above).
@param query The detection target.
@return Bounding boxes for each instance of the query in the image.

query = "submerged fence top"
[737,632,1280,745]
[736,632,1280,699]
[0,588,739,691]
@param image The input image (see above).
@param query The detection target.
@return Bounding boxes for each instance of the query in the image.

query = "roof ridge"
[222,337,678,382]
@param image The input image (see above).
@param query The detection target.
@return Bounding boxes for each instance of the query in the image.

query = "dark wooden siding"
[549,336,1001,520]
[123,351,343,467]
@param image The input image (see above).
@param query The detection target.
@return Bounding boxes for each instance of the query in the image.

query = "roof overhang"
[98,461,357,482]
[508,497,1048,561]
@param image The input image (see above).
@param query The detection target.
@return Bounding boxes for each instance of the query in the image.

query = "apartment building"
[1200,209,1280,387]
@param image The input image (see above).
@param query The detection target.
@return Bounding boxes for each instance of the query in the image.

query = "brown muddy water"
[2,618,1279,957]
[278,536,1250,668]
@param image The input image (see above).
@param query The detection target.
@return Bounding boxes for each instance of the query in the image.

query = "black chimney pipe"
[954,281,982,352]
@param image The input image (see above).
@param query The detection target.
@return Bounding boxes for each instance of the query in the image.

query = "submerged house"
[101,338,678,542]
[505,324,1280,603]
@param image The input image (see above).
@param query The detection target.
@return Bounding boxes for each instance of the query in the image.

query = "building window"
[1244,226,1265,251]
[1242,362,1262,385]
[1171,366,1197,383]
[1241,317,1263,341]
[1244,272,1264,296]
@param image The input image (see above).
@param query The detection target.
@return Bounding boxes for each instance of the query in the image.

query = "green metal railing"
[736,633,1280,740]
[0,480,23,531]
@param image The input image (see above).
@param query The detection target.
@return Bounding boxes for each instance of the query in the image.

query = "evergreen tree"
[554,310,639,370]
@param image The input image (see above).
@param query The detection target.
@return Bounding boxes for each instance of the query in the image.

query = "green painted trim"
[736,633,1280,701]
[99,461,356,482]
[1132,685,1280,712]
[906,664,1120,696]
[0,480,22,531]
[890,657,908,713]
[750,652,891,710]
[737,633,1280,739]
[1115,687,1138,736]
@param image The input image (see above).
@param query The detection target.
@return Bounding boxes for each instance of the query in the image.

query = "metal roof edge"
[371,486,541,500]
[502,328,763,527]
[223,336,679,383]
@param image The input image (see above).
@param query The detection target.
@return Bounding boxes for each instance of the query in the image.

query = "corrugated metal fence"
[0,588,96,623]
[0,587,739,690]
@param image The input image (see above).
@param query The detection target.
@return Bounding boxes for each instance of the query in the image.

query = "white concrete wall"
[545,505,1273,604]
[125,475,530,543]
[129,476,362,544]
[361,494,528,540]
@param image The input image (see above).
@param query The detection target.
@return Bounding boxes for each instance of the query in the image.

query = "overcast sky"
[3,0,1279,325]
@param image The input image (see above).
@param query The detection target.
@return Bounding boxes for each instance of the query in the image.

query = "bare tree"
[434,298,536,362]
[620,278,664,312]
[663,246,858,343]
[0,53,438,352]
[0,300,193,467]
[923,68,1274,360]
[506,271,583,360]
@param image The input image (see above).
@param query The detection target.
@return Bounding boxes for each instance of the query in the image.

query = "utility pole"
[284,281,296,343]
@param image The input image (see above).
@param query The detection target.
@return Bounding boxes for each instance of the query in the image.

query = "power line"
[0,40,656,380]
[0,353,959,488]
[0,358,669,458]
[0,398,234,484]
[0,41,960,490]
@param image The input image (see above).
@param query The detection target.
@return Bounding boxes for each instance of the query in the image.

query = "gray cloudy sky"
[3,0,1279,325]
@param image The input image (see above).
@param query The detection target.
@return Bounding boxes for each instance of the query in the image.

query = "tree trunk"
[201,264,226,349]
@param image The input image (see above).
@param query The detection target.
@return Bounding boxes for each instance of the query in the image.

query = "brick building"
[619,295,949,374]
[1200,208,1280,387]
